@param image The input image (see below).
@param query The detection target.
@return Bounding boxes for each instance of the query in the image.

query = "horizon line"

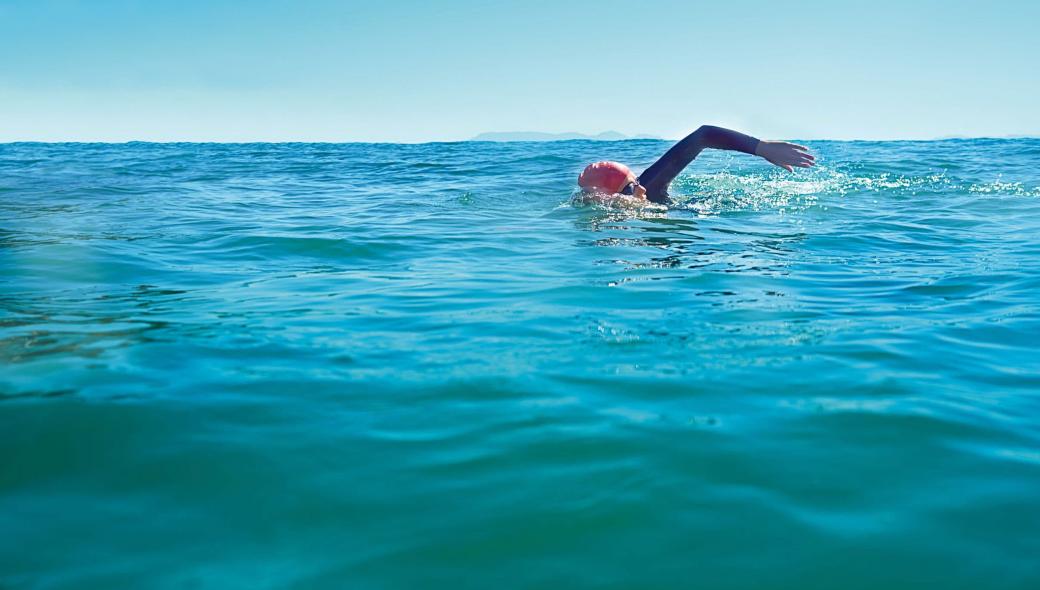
[2,135,1039,145]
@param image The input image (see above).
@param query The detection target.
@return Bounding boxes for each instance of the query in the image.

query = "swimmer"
[577,125,815,205]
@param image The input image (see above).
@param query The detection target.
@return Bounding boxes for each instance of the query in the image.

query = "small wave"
[670,170,830,214]
[569,192,668,214]
[666,166,1039,216]
[228,234,411,262]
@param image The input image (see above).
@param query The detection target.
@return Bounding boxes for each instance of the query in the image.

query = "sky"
[2,0,1038,142]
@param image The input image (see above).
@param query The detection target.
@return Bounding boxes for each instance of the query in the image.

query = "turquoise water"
[2,139,1039,588]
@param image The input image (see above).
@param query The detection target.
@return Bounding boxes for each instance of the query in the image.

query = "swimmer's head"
[578,161,645,198]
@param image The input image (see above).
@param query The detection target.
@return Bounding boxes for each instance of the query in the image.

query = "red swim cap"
[578,161,631,193]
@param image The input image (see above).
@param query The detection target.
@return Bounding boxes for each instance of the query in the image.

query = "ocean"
[2,139,1039,588]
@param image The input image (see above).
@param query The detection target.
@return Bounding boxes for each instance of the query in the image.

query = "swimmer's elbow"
[694,125,726,141]
[686,125,754,154]
[683,125,721,143]
[678,125,719,155]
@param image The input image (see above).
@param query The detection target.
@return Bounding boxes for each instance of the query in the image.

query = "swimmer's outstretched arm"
[638,125,814,203]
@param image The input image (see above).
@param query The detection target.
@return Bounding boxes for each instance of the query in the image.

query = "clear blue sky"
[2,0,1038,142]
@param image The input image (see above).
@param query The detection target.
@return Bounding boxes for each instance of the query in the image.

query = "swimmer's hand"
[755,141,815,172]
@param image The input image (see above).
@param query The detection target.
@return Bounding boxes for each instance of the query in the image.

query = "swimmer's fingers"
[781,142,814,158]
[788,143,816,167]
[782,147,815,168]
[758,140,815,171]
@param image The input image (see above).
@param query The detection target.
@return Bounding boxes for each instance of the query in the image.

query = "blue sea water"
[2,139,1039,589]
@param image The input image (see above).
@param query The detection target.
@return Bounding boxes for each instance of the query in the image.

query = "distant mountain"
[470,131,662,142]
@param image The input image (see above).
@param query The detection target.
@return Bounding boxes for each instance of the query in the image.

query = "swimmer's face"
[619,172,647,199]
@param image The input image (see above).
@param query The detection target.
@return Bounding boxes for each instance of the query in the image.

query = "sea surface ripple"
[2,139,1039,589]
